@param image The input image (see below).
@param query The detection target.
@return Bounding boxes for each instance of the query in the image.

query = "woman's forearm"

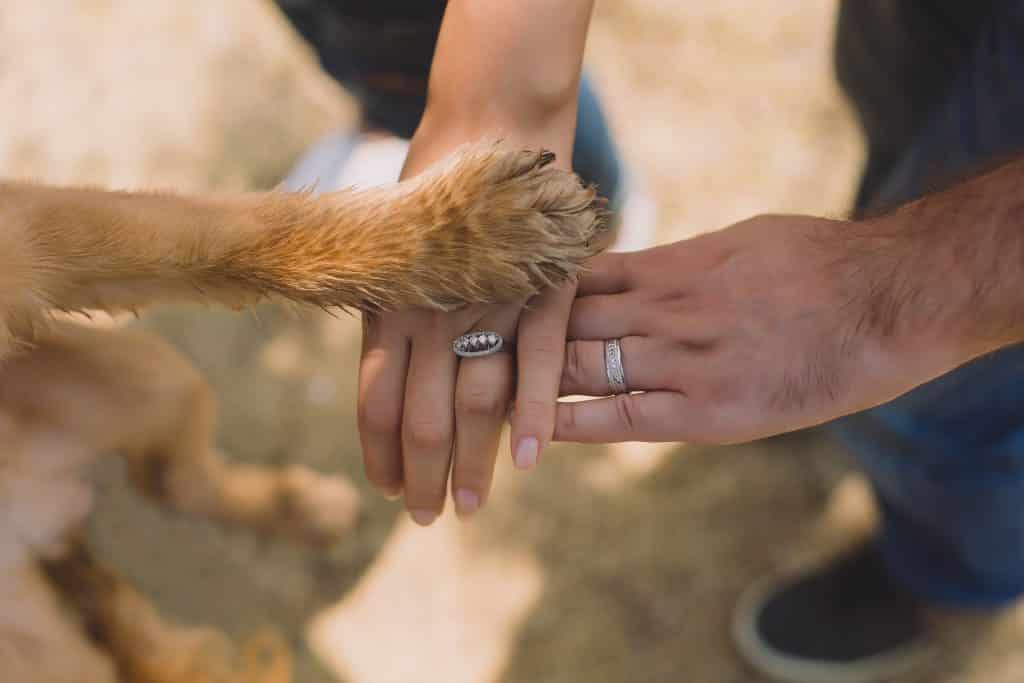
[403,0,595,178]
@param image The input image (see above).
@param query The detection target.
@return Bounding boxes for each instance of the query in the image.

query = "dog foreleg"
[41,542,291,683]
[0,322,361,544]
[0,142,607,359]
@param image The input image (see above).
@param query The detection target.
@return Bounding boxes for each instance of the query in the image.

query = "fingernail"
[382,486,402,500]
[409,509,437,526]
[455,489,480,516]
[515,437,539,470]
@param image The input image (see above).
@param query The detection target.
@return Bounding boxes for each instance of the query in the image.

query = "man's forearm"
[839,154,1024,365]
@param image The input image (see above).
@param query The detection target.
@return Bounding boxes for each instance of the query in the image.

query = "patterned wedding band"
[453,331,511,358]
[604,338,628,394]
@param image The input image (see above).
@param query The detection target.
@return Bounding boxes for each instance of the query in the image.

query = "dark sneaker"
[732,543,932,683]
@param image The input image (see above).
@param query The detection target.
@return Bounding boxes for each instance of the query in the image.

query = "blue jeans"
[831,0,1024,608]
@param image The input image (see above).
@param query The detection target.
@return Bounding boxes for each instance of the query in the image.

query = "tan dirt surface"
[3,1,1023,681]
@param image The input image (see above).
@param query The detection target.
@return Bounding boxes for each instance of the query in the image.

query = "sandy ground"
[3,1,1024,681]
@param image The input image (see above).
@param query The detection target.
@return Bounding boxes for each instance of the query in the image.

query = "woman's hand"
[555,214,964,444]
[359,282,576,524]
[357,0,596,523]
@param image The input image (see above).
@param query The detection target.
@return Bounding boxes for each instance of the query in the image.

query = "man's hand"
[555,214,971,444]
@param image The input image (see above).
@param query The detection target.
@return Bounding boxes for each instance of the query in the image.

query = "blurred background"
[3,1,1023,681]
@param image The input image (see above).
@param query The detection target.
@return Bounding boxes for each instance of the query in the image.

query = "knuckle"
[455,384,509,420]
[403,418,452,454]
[563,341,586,388]
[362,311,408,339]
[522,331,563,357]
[515,396,555,425]
[357,401,401,437]
[613,394,638,432]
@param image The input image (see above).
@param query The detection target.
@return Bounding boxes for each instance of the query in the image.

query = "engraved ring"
[453,331,513,358]
[604,338,628,394]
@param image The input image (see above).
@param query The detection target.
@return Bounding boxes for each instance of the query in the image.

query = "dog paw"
[325,140,610,313]
[402,140,611,309]
[276,466,361,544]
[255,140,609,313]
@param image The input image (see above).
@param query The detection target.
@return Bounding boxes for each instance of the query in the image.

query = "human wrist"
[838,210,979,384]
[403,99,576,180]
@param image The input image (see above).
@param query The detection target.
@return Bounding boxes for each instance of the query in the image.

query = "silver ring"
[604,339,628,394]
[453,331,511,358]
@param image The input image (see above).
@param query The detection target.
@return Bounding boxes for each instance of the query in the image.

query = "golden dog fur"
[0,142,607,683]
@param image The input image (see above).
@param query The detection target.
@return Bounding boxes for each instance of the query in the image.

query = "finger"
[401,321,459,525]
[508,283,575,472]
[357,314,410,497]
[567,292,645,340]
[578,251,632,296]
[553,391,692,443]
[451,305,521,517]
[560,337,671,396]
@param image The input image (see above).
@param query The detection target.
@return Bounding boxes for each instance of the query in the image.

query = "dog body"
[0,143,605,682]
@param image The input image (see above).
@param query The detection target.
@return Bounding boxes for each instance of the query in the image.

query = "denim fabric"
[831,0,1024,607]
